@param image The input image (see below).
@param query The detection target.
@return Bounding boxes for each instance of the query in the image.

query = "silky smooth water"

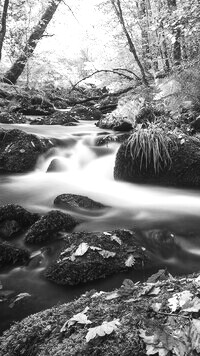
[1,121,200,334]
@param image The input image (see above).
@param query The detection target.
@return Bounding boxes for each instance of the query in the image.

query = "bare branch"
[70,69,138,93]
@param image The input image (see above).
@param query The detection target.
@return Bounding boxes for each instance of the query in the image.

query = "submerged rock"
[54,194,106,211]
[114,132,200,187]
[24,210,77,244]
[0,204,39,239]
[0,242,30,268]
[44,229,149,285]
[0,129,55,173]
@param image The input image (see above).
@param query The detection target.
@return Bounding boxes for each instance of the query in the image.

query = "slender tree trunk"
[3,0,61,85]
[110,0,148,86]
[137,0,151,70]
[167,0,181,65]
[0,0,9,61]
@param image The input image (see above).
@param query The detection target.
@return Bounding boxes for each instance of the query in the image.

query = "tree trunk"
[3,0,61,85]
[137,0,151,70]
[167,0,181,65]
[0,0,9,61]
[110,0,148,86]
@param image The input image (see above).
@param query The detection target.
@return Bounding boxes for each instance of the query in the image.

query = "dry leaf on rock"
[61,307,91,332]
[86,319,120,342]
[105,291,119,300]
[182,297,200,313]
[110,234,122,245]
[190,318,200,353]
[151,303,162,312]
[148,286,161,296]
[98,250,116,258]
[168,290,193,312]
[90,246,102,251]
[139,329,168,356]
[125,255,135,267]
[74,243,89,256]
[91,291,105,299]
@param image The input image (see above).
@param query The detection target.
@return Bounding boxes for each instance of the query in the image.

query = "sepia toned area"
[0,1,200,355]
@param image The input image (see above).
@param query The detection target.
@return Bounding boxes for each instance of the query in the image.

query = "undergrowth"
[125,124,179,173]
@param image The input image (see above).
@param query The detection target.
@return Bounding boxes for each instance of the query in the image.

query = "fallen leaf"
[9,293,31,308]
[151,302,162,312]
[86,319,120,342]
[168,290,193,312]
[182,297,200,313]
[105,291,119,300]
[139,329,168,356]
[74,243,89,256]
[90,246,102,251]
[91,291,105,298]
[110,234,122,245]
[125,255,136,267]
[98,250,116,258]
[190,318,200,353]
[148,286,161,296]
[61,307,91,332]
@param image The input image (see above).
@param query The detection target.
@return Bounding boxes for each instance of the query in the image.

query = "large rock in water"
[114,133,200,187]
[44,229,150,285]
[0,129,55,173]
[0,204,39,239]
[24,210,78,244]
[54,194,106,211]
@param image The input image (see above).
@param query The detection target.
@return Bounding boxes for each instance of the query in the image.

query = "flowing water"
[1,121,200,334]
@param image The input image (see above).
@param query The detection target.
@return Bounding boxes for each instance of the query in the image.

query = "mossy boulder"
[24,210,78,244]
[44,229,150,285]
[114,133,200,187]
[0,204,39,239]
[0,129,55,173]
[70,105,102,121]
[0,242,30,268]
[54,194,106,211]
[1,272,199,356]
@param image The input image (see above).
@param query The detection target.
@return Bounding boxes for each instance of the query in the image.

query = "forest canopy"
[0,0,199,89]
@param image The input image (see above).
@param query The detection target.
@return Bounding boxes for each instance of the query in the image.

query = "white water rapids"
[1,122,200,232]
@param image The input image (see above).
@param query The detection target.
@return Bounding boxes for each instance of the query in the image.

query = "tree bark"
[0,0,9,61]
[2,0,61,84]
[110,0,148,86]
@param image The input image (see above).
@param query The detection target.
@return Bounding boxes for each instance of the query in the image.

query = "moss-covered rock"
[24,210,78,244]
[0,272,199,356]
[0,242,30,268]
[114,134,200,187]
[54,194,106,211]
[0,129,55,173]
[70,105,102,121]
[44,229,150,285]
[0,204,39,239]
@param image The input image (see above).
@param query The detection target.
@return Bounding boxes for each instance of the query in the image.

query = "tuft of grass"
[125,124,178,173]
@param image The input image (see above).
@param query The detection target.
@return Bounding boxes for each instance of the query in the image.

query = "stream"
[1,121,200,334]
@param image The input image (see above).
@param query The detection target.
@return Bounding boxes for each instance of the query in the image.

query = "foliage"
[125,124,178,173]
[86,319,120,342]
